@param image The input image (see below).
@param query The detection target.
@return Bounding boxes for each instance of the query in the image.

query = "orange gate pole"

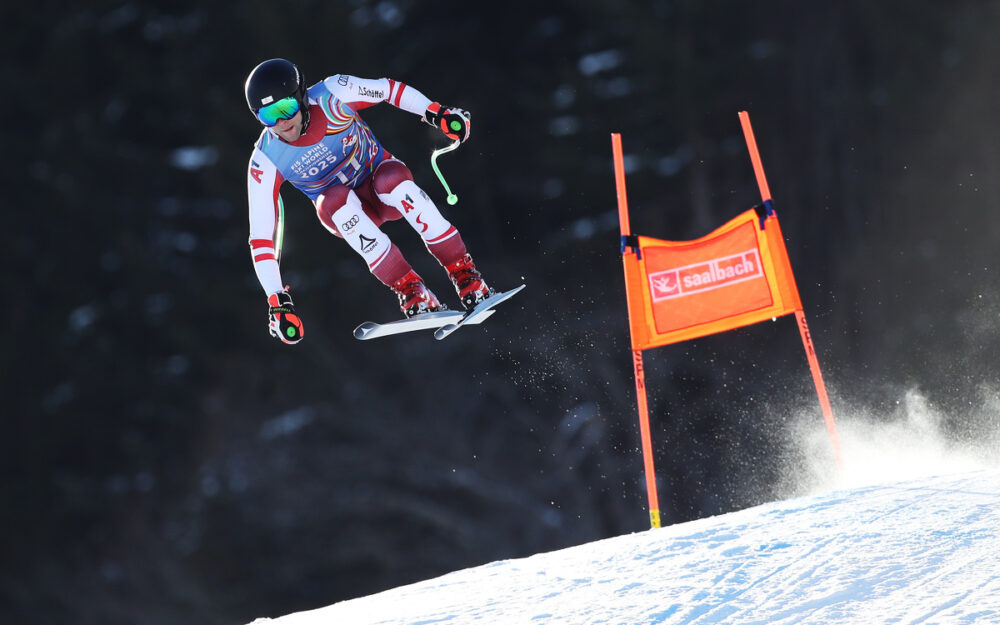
[612,133,662,528]
[738,112,845,470]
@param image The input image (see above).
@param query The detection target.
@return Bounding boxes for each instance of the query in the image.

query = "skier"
[244,58,492,344]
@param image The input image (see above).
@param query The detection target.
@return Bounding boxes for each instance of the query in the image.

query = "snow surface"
[250,391,1000,624]
[249,468,1000,624]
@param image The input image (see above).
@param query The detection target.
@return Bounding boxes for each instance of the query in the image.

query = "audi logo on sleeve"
[342,215,360,230]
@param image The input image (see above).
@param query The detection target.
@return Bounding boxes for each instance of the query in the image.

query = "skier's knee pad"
[371,159,414,195]
[378,179,452,242]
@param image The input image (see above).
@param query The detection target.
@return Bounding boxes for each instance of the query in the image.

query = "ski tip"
[353,323,378,340]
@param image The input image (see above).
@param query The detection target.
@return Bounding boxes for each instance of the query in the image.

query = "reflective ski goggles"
[256,96,301,127]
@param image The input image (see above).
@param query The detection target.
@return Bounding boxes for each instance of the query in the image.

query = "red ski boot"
[445,254,493,309]
[392,271,445,317]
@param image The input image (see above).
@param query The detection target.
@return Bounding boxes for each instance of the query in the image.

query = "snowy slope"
[250,468,1000,624]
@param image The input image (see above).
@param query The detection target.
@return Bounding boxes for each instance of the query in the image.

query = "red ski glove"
[267,290,304,344]
[424,102,471,143]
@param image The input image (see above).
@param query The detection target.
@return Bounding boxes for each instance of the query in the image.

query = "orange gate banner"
[623,208,802,350]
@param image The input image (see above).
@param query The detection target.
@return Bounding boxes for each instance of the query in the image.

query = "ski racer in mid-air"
[244,58,492,344]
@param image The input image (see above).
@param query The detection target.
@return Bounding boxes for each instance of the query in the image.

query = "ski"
[433,284,526,341]
[354,309,496,340]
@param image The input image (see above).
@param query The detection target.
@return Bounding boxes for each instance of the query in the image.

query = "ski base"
[354,309,495,340]
[434,284,526,341]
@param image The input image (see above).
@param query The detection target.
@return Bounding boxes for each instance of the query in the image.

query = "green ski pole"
[430,138,461,205]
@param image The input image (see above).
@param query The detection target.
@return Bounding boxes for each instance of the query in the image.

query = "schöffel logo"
[648,249,763,302]
[358,86,384,99]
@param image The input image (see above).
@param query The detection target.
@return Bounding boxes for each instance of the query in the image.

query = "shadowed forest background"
[5,1,1000,624]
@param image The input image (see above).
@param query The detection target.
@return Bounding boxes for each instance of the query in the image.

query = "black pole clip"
[621,234,641,259]
[753,199,775,229]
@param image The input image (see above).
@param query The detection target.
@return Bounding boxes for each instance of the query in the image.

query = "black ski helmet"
[244,58,309,127]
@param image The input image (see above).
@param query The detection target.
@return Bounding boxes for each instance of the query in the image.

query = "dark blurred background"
[5,1,1000,623]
